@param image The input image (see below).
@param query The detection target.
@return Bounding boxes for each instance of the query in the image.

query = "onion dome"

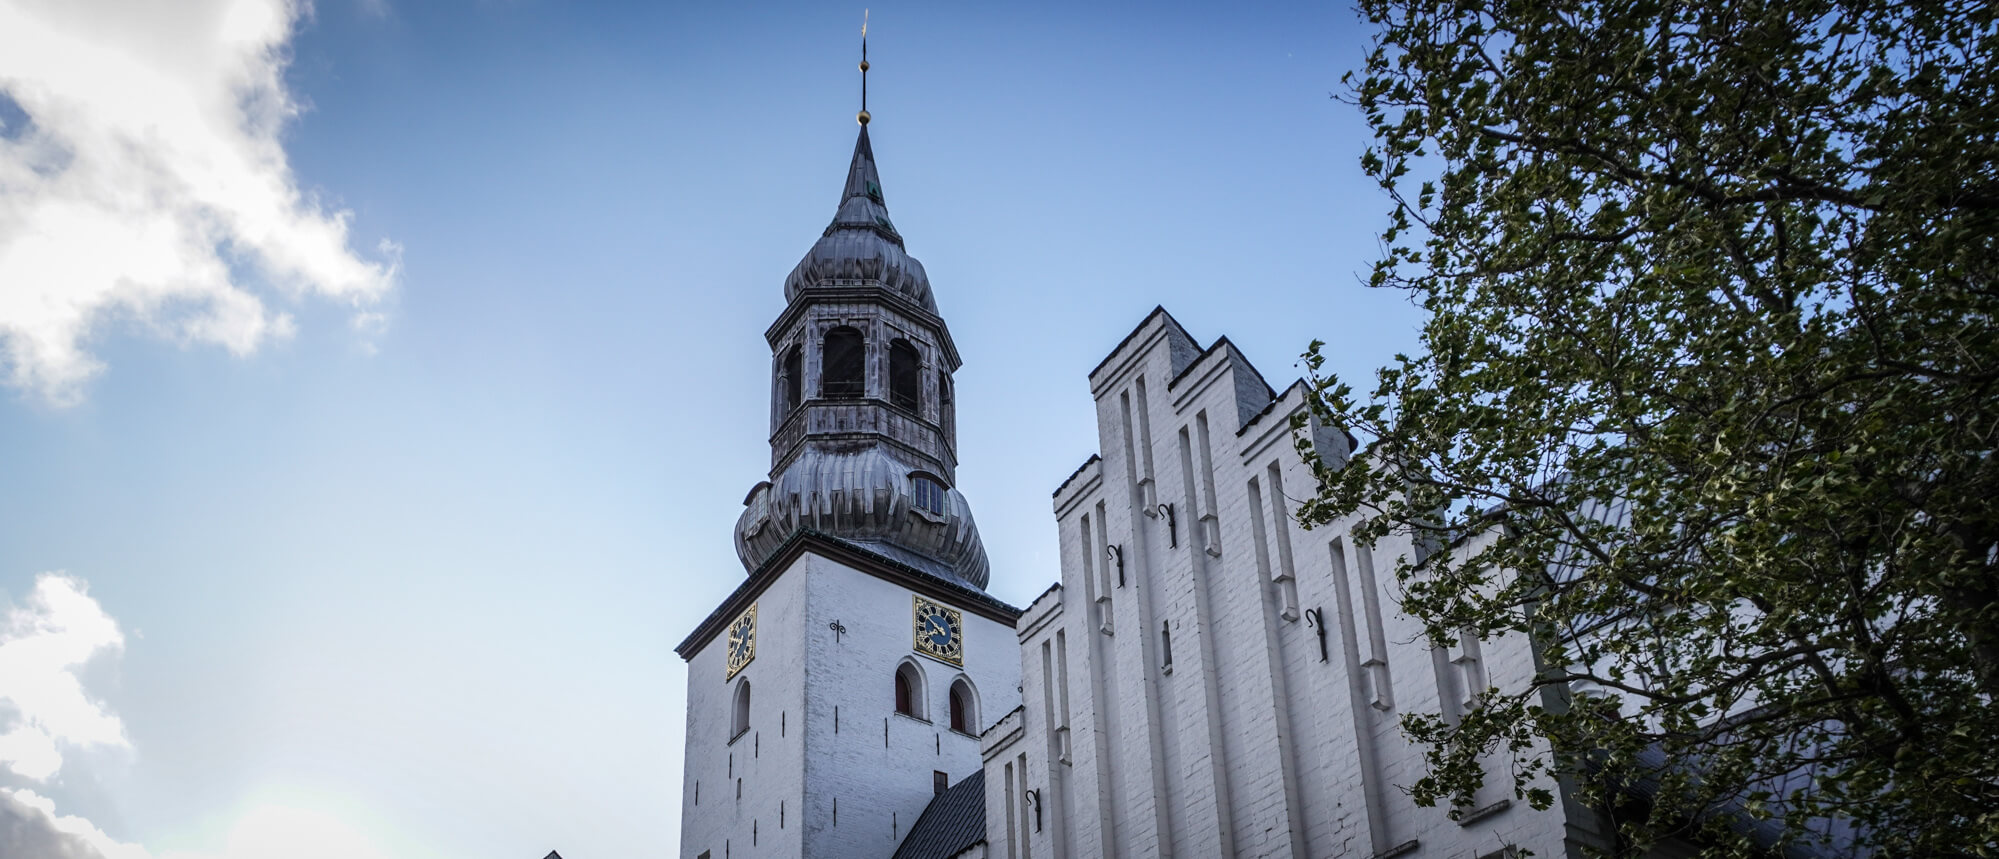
[736,447,990,590]
[782,127,937,313]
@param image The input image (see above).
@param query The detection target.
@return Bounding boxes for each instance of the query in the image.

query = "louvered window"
[822,327,864,398]
[889,339,920,411]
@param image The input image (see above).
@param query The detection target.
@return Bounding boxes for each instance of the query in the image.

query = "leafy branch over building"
[1297,0,1999,854]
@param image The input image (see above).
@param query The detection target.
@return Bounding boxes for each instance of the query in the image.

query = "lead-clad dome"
[735,446,990,590]
[782,127,937,313]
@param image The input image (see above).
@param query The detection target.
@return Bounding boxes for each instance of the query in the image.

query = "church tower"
[675,52,1022,859]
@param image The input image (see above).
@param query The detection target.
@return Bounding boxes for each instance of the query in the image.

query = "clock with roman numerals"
[912,595,963,666]
[725,603,757,679]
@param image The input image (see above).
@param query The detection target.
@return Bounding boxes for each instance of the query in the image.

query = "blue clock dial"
[725,604,757,679]
[912,597,965,666]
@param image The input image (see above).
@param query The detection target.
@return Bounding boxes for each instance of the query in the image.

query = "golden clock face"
[912,596,964,666]
[725,603,757,679]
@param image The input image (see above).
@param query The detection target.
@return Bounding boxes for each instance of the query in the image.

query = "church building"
[674,62,1649,859]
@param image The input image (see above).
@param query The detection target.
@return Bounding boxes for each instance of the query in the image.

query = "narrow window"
[939,371,954,440]
[894,661,926,719]
[889,338,921,411]
[913,474,948,517]
[732,679,751,739]
[781,344,802,412]
[934,770,950,795]
[821,326,865,399]
[949,678,976,733]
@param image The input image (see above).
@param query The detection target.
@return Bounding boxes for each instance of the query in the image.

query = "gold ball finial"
[858,109,871,125]
[860,59,870,72]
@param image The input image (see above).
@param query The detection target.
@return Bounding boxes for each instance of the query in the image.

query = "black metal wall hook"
[1106,544,1125,587]
[1303,607,1329,662]
[1155,503,1176,547]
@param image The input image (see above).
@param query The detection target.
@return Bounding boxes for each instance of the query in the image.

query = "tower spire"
[858,10,871,126]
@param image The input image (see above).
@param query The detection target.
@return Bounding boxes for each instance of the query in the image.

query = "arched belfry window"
[732,679,752,739]
[949,677,978,734]
[889,339,921,411]
[939,371,955,438]
[894,660,927,720]
[822,327,865,399]
[780,345,802,414]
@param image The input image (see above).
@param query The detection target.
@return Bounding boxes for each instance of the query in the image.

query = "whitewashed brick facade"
[980,308,1615,859]
[681,546,1020,859]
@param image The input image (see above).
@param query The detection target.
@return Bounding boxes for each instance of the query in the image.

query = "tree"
[1296,0,1999,854]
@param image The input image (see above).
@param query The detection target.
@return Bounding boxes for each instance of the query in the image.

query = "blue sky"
[0,1,1422,856]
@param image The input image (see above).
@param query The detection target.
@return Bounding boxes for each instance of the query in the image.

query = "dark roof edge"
[1051,454,1102,499]
[1165,335,1274,402]
[1087,305,1196,381]
[676,530,1022,659]
[1236,377,1308,437]
[978,704,1029,740]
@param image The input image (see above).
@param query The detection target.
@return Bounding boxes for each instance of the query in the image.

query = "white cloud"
[0,0,398,406]
[1,787,149,859]
[0,576,399,859]
[0,573,127,782]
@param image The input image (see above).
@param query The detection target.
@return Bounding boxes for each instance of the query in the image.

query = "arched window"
[894,660,927,720]
[822,327,865,399]
[889,339,921,411]
[939,371,955,439]
[781,344,802,413]
[948,678,977,733]
[732,679,752,739]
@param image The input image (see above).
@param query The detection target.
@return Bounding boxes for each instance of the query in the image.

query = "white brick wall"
[681,550,1021,859]
[984,309,1598,859]
[681,561,809,859]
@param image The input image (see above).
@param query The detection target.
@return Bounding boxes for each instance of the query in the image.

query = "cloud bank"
[1,787,147,859]
[0,0,397,406]
[0,574,127,782]
[0,573,144,859]
[0,574,398,859]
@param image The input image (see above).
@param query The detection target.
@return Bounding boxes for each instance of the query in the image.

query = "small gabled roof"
[889,770,987,859]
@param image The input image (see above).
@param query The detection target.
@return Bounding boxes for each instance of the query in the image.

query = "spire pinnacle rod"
[858,10,871,125]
